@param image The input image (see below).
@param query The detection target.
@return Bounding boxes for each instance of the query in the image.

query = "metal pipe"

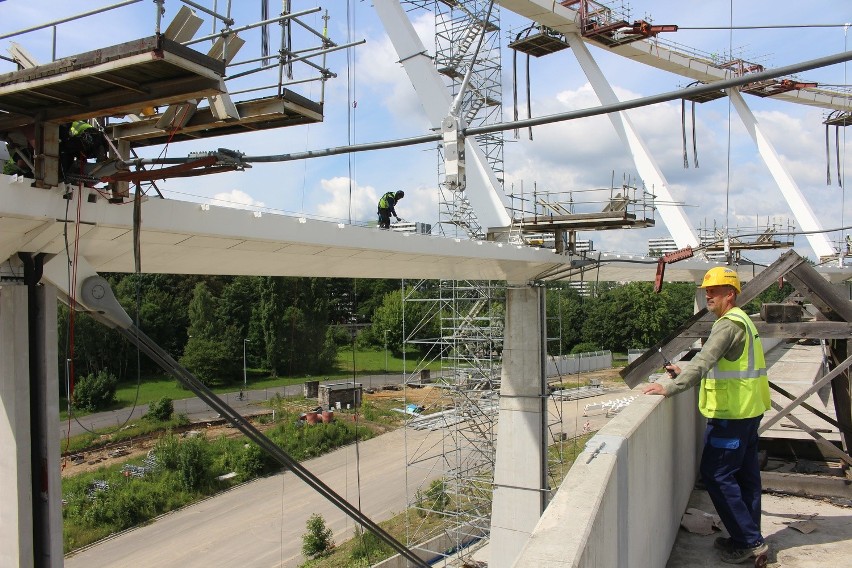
[140,49,852,166]
[226,39,362,81]
[291,12,338,47]
[183,7,320,46]
[467,49,852,137]
[227,76,327,97]
[228,39,367,71]
[0,0,144,41]
[179,0,234,27]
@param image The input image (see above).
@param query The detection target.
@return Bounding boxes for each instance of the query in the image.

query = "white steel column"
[489,283,547,568]
[568,33,700,250]
[728,89,835,259]
[373,0,512,231]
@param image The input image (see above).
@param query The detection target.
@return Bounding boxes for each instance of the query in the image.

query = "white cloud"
[208,189,266,210]
[316,177,379,223]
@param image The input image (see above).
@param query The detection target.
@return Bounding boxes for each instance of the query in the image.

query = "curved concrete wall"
[513,390,703,567]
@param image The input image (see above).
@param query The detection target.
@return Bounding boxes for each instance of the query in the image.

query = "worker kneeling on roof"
[377,190,404,229]
[60,120,108,179]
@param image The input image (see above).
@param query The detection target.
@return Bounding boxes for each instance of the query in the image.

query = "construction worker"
[642,266,770,565]
[377,190,404,229]
[60,120,107,179]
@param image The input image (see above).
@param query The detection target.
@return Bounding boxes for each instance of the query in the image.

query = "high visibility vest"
[70,121,93,137]
[378,192,395,209]
[698,307,771,419]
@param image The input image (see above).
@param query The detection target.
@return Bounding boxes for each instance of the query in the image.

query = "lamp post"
[384,329,390,377]
[243,338,250,394]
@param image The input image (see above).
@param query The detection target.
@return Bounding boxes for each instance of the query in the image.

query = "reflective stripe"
[708,369,764,379]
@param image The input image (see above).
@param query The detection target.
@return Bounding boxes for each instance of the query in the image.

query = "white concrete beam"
[568,33,699,250]
[728,89,835,259]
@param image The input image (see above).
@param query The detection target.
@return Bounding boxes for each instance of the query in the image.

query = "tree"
[582,282,695,352]
[301,513,334,559]
[145,397,174,421]
[179,282,237,384]
[258,277,288,376]
[72,370,118,411]
[546,285,587,355]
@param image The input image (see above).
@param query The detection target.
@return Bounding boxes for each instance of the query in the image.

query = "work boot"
[714,536,733,551]
[719,542,769,564]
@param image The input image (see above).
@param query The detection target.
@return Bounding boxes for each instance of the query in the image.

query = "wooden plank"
[768,382,840,429]
[759,353,852,433]
[829,340,852,476]
[786,262,852,322]
[679,321,852,339]
[621,250,808,388]
[768,400,852,467]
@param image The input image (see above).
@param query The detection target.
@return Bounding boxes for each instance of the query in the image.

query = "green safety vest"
[698,307,771,419]
[70,121,93,137]
[378,192,395,209]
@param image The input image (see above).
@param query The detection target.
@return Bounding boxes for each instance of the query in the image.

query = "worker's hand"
[642,382,667,396]
[395,216,401,222]
[665,364,681,378]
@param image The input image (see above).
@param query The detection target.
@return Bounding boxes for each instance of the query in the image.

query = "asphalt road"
[63,387,631,568]
[61,373,411,438]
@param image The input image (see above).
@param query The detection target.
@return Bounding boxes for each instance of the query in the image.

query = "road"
[61,373,412,438]
[63,387,631,567]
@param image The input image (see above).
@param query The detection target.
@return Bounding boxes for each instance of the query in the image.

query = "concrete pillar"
[0,282,62,568]
[489,283,546,568]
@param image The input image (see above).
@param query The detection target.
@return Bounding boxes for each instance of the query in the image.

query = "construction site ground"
[63,368,629,479]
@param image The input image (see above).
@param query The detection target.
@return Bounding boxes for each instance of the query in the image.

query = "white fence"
[547,351,612,377]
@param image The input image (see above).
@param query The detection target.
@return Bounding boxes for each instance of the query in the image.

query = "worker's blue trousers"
[699,416,765,549]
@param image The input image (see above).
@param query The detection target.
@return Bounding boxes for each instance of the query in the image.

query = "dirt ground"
[61,373,628,479]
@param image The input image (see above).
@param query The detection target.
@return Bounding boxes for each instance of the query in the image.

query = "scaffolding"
[395,3,508,559]
[402,278,505,560]
[431,0,504,239]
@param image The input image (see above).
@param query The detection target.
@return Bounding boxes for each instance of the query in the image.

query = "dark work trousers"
[377,208,391,229]
[699,415,764,549]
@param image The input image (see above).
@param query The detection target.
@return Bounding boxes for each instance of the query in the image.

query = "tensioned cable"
[136,50,852,167]
[724,1,733,240]
[679,24,851,30]
[843,25,849,261]
[346,0,355,225]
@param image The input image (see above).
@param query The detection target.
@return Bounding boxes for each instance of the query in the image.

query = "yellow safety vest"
[70,121,93,137]
[698,307,771,419]
[378,192,395,209]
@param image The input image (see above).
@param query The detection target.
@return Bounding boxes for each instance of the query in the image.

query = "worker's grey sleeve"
[655,318,746,397]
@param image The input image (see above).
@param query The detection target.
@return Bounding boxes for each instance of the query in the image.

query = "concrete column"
[489,283,546,568]
[1,284,34,568]
[0,282,62,568]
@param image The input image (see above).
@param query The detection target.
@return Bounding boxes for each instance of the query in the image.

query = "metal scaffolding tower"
[403,278,505,559]
[431,0,505,239]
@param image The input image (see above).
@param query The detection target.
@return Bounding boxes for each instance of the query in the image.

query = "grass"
[60,415,190,455]
[60,347,441,420]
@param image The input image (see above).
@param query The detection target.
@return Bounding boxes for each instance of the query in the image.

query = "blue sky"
[3,0,851,262]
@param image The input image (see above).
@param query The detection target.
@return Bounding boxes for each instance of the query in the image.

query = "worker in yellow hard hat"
[643,266,770,564]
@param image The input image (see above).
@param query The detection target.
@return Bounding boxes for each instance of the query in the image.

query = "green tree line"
[60,275,788,395]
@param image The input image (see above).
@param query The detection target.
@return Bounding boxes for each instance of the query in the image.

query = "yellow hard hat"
[700,266,741,293]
